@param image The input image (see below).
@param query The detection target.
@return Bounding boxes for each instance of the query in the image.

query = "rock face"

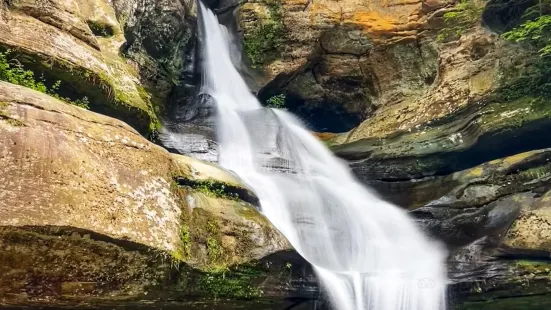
[110,0,196,102]
[0,0,154,133]
[503,203,551,257]
[1,0,551,308]
[0,81,314,306]
[239,0,451,131]
[239,0,551,307]
[240,0,545,136]
[0,0,198,136]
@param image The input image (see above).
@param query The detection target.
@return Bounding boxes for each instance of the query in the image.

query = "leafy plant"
[243,0,285,67]
[180,224,191,257]
[265,93,286,109]
[0,50,90,109]
[197,265,263,299]
[0,51,47,92]
[437,0,485,41]
[207,237,222,260]
[502,2,551,57]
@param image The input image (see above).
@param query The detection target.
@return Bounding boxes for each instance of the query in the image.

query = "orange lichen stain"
[347,11,397,32]
[313,132,337,141]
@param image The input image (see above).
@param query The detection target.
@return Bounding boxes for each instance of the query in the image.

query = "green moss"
[323,139,338,148]
[87,20,115,37]
[243,0,285,67]
[0,102,26,126]
[3,118,25,126]
[95,71,157,135]
[437,0,485,42]
[135,84,162,136]
[517,165,551,180]
[456,294,551,310]
[197,264,264,299]
[515,260,551,276]
[181,225,191,255]
[480,96,551,131]
[171,224,191,262]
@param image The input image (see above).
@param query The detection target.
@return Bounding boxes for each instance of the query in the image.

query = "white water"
[198,3,448,309]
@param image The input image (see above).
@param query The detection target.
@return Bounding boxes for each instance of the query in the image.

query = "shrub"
[502,4,551,57]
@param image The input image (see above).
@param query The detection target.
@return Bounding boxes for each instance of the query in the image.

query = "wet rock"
[111,0,196,102]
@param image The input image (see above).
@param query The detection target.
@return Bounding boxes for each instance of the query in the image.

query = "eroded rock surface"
[0,82,308,306]
[239,0,551,306]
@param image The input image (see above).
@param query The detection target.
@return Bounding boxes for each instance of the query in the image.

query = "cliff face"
[1,0,551,307]
[0,0,197,135]
[241,0,542,133]
[0,81,317,306]
[241,0,551,304]
[0,2,315,306]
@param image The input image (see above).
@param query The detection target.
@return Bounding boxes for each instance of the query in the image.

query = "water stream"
[198,3,448,309]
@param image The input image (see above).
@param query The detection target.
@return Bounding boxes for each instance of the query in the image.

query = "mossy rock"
[0,2,160,135]
[0,82,300,306]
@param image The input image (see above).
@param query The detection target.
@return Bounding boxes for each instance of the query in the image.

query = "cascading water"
[198,3,448,309]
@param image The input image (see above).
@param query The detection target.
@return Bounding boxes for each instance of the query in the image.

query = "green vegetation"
[195,180,239,200]
[323,139,338,148]
[502,1,551,57]
[515,259,551,275]
[517,164,551,180]
[197,265,264,299]
[0,51,89,109]
[205,220,222,262]
[495,56,551,102]
[265,93,286,109]
[243,0,285,67]
[207,237,222,261]
[179,224,191,258]
[177,178,241,200]
[87,20,115,37]
[437,0,485,41]
[481,97,551,131]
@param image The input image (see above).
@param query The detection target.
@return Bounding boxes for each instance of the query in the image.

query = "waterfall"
[197,3,448,309]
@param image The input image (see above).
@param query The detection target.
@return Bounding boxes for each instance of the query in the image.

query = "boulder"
[0,81,309,306]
